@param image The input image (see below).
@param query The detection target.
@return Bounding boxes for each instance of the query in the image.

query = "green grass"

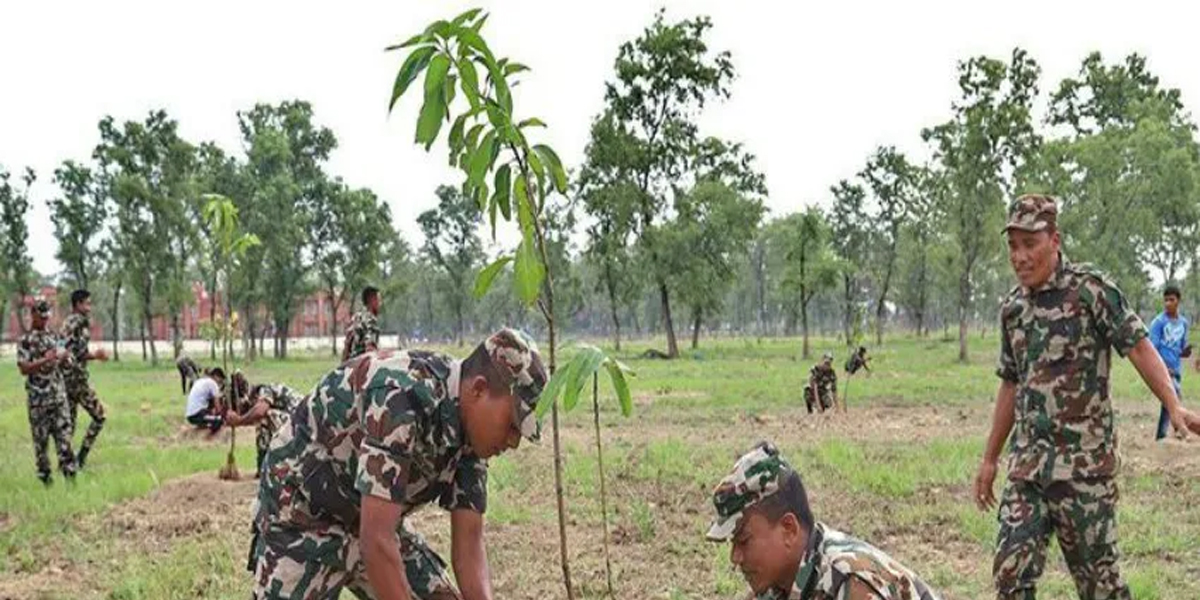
[1,335,1198,599]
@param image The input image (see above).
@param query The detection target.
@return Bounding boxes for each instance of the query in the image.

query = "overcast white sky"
[5,0,1200,277]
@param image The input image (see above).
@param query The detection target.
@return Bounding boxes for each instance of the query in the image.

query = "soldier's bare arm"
[450,508,493,600]
[1127,338,1200,437]
[226,399,269,428]
[361,495,416,600]
[976,380,1016,511]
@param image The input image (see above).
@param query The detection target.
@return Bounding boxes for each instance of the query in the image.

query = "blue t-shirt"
[1150,312,1189,376]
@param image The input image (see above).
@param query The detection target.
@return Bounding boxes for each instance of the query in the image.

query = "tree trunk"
[455,301,465,347]
[139,318,147,362]
[801,290,811,360]
[330,289,340,357]
[603,264,622,352]
[12,293,28,335]
[108,282,121,362]
[691,307,702,350]
[659,280,678,358]
[0,296,7,343]
[875,266,893,347]
[171,311,182,359]
[958,270,971,363]
[209,276,218,361]
[754,241,766,337]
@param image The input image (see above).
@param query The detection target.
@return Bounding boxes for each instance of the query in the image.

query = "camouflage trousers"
[804,388,835,413]
[993,477,1129,600]
[28,392,76,481]
[251,523,460,599]
[65,377,106,458]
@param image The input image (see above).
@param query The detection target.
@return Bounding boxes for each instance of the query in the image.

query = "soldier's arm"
[361,496,415,600]
[227,399,269,428]
[451,508,493,600]
[17,344,54,376]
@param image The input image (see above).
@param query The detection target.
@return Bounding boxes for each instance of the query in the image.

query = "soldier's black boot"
[77,447,90,471]
[38,473,52,487]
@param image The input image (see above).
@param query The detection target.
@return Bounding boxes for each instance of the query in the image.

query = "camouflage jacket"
[761,523,940,600]
[997,256,1147,482]
[809,364,837,397]
[342,308,380,362]
[60,312,91,383]
[256,350,486,533]
[18,328,64,399]
[251,384,303,456]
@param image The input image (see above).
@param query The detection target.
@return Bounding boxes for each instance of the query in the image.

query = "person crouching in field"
[184,367,227,434]
[250,328,545,600]
[707,442,941,600]
[974,194,1200,599]
[225,381,304,474]
[804,353,837,414]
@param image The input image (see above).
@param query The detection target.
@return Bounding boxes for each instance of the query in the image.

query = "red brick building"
[5,284,352,344]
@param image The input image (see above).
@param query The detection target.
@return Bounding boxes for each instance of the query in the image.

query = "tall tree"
[665,181,765,349]
[828,180,870,346]
[587,11,736,358]
[50,161,108,290]
[0,166,36,334]
[923,48,1040,362]
[768,208,839,357]
[238,100,335,358]
[310,177,348,355]
[859,146,916,345]
[417,185,483,346]
[895,167,946,337]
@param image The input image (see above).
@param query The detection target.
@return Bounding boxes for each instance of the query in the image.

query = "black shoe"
[77,448,90,470]
[38,474,52,488]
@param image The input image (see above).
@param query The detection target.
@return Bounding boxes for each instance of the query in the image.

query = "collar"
[791,522,825,599]
[442,359,467,450]
[1025,252,1068,295]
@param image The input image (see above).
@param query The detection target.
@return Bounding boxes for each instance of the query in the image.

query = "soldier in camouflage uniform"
[707,442,940,600]
[17,300,77,485]
[60,289,109,469]
[251,327,546,599]
[805,353,838,414]
[342,286,382,362]
[227,381,305,473]
[974,195,1200,600]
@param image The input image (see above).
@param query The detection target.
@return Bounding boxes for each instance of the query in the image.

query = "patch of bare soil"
[0,473,257,600]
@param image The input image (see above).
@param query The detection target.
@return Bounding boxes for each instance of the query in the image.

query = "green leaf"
[469,129,497,186]
[451,8,483,27]
[533,144,568,194]
[459,29,495,63]
[443,74,457,112]
[473,256,511,298]
[515,174,533,232]
[448,114,468,163]
[563,346,605,412]
[470,12,489,32]
[518,118,547,129]
[513,232,544,305]
[493,64,513,114]
[504,62,530,76]
[492,164,512,222]
[424,54,451,99]
[415,93,446,150]
[385,32,430,51]
[527,149,546,202]
[537,359,574,419]
[464,123,485,152]
[458,59,481,109]
[424,19,452,39]
[605,358,634,417]
[389,46,436,111]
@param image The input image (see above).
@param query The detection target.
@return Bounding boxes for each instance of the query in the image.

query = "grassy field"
[2,335,1199,599]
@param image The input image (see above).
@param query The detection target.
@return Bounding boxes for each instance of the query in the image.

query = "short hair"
[71,289,91,307]
[460,343,515,397]
[362,286,380,305]
[208,367,226,381]
[1164,284,1183,300]
[748,468,814,531]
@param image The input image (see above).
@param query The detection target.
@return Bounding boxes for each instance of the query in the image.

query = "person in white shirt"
[185,367,227,433]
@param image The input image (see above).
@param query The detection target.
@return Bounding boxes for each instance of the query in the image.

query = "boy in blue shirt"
[1150,284,1192,440]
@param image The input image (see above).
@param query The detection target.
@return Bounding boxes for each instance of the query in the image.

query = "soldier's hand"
[94,348,109,362]
[1172,407,1200,438]
[974,459,998,511]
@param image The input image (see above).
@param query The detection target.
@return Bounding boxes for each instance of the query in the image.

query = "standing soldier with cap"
[805,353,838,414]
[707,441,941,600]
[61,289,108,470]
[974,194,1200,599]
[250,327,546,600]
[342,286,382,362]
[17,299,77,485]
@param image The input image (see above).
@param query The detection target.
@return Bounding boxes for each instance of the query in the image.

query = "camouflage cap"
[1003,194,1058,233]
[483,327,547,441]
[822,352,834,362]
[706,442,792,542]
[32,299,51,318]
